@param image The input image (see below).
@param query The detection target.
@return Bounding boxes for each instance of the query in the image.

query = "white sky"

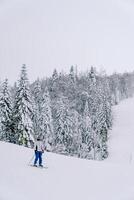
[0,0,134,84]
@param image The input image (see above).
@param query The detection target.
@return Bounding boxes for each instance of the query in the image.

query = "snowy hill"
[1,97,134,200]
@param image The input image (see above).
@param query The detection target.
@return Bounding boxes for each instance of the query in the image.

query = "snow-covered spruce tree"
[49,69,59,98]
[13,65,34,147]
[87,66,99,160]
[109,73,120,105]
[32,79,42,139]
[52,96,73,154]
[9,82,21,144]
[59,106,82,157]
[101,77,113,130]
[69,65,76,83]
[87,69,112,160]
[38,87,54,150]
[100,87,112,159]
[93,93,109,160]
[0,79,13,142]
[69,108,82,157]
[58,71,70,96]
[87,66,108,160]
[67,66,77,101]
[80,100,93,159]
[119,72,134,99]
[52,96,67,153]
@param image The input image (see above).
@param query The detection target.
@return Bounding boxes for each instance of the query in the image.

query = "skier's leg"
[39,152,42,166]
[34,151,39,165]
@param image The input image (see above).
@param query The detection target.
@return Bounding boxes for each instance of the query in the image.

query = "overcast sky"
[0,0,134,84]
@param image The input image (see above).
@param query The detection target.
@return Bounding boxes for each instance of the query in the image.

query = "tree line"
[0,65,134,160]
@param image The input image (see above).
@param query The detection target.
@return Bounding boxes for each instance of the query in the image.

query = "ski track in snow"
[1,97,134,199]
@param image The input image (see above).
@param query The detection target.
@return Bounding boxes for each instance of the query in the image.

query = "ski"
[29,164,48,169]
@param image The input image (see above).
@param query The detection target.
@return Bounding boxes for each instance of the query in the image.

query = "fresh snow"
[1,97,134,200]
[107,97,134,164]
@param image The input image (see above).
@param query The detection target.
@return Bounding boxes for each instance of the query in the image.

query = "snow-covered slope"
[0,142,134,200]
[1,97,134,200]
[108,97,134,164]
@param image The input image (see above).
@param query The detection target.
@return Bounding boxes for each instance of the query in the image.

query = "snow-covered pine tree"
[93,94,108,160]
[98,79,112,159]
[58,106,82,157]
[69,66,76,83]
[58,71,68,95]
[67,66,77,100]
[38,87,54,150]
[13,65,34,147]
[87,67,99,159]
[101,77,113,130]
[120,73,134,99]
[52,96,73,154]
[8,82,20,144]
[32,79,42,139]
[80,100,93,159]
[89,73,112,160]
[49,69,59,98]
[89,66,96,85]
[52,97,64,152]
[69,109,82,157]
[0,79,13,142]
[109,73,120,105]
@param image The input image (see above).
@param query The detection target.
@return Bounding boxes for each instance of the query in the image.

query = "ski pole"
[28,155,34,165]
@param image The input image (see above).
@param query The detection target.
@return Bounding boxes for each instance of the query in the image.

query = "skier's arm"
[34,142,37,151]
[41,143,49,152]
[41,142,45,153]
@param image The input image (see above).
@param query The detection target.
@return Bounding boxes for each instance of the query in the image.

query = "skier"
[33,136,44,167]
